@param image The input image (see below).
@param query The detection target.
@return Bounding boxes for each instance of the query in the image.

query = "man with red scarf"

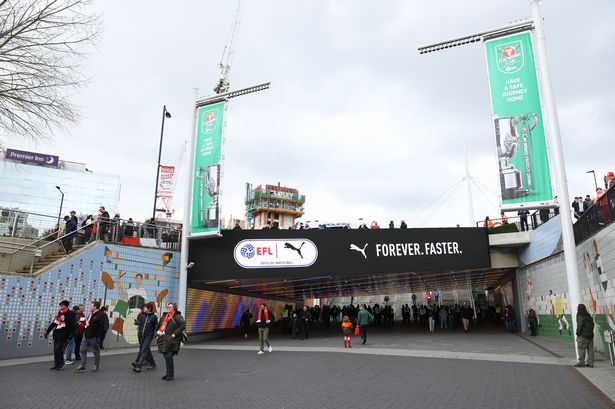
[256,303,274,355]
[74,300,105,372]
[45,300,76,370]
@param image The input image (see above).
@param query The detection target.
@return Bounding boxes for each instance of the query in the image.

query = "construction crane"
[214,0,245,94]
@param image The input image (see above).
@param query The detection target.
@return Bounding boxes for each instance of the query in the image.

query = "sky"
[3,0,614,228]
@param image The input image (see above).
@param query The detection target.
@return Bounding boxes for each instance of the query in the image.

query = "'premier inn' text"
[375,242,461,257]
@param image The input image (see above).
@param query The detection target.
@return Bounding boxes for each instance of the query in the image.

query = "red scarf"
[257,308,269,322]
[54,306,69,329]
[159,311,175,334]
[86,309,99,327]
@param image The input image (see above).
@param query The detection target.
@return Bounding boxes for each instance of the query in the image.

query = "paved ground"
[1,325,614,409]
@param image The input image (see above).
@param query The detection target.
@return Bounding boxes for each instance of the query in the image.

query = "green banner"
[485,31,553,209]
[190,101,225,236]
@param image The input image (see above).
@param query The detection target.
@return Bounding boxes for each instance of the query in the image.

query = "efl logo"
[234,239,318,269]
[239,244,274,259]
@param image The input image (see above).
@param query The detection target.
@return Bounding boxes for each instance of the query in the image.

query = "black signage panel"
[188,228,491,280]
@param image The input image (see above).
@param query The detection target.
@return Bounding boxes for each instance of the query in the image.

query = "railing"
[0,207,60,240]
[93,218,181,250]
[476,209,558,233]
[574,185,615,244]
[1,217,182,274]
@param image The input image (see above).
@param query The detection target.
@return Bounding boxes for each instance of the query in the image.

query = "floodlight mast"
[417,20,533,53]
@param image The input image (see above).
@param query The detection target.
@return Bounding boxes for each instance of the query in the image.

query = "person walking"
[438,306,448,329]
[73,304,86,362]
[45,300,76,370]
[527,308,538,336]
[461,303,472,333]
[256,303,273,354]
[64,305,82,365]
[156,303,186,380]
[62,215,77,253]
[241,308,253,338]
[133,302,158,372]
[74,301,104,372]
[98,306,109,350]
[575,304,595,368]
[427,306,436,333]
[341,315,353,348]
[300,305,311,340]
[356,305,373,345]
[504,305,516,332]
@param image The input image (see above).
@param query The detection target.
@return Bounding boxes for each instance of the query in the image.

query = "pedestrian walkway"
[1,326,615,408]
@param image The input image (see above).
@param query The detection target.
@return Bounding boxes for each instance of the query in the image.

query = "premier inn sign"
[188,228,491,280]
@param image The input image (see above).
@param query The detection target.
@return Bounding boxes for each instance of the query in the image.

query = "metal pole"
[178,89,199,316]
[586,170,598,191]
[464,145,475,227]
[152,105,168,221]
[531,0,581,359]
[56,190,64,238]
[11,212,18,237]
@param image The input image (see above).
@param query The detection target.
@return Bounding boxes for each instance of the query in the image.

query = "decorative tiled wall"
[0,243,180,359]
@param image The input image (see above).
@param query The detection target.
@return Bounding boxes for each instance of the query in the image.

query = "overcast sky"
[5,0,614,227]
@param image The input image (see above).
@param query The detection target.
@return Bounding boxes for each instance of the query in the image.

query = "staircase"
[14,243,92,274]
[15,249,66,274]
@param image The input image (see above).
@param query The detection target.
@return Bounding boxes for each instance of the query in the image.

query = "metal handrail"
[573,184,614,244]
[1,230,64,256]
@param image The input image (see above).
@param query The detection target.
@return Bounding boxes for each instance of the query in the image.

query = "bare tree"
[0,0,99,141]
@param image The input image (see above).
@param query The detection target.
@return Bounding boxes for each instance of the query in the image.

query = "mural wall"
[186,287,290,334]
[518,222,615,349]
[0,243,180,359]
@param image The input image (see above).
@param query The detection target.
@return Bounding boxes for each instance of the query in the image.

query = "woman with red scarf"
[156,303,185,381]
[45,300,76,370]
[256,303,274,355]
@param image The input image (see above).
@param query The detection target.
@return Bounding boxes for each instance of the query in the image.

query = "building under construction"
[245,183,305,229]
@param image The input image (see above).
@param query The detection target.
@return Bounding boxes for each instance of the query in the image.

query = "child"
[341,315,353,348]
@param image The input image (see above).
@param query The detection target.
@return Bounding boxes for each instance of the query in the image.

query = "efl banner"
[157,165,175,198]
[484,31,554,210]
[190,101,225,237]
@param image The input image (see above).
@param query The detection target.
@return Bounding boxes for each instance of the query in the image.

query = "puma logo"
[350,243,368,259]
[284,242,305,258]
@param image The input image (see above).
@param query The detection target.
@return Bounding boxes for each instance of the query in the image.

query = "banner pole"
[178,88,200,316]
[531,0,581,359]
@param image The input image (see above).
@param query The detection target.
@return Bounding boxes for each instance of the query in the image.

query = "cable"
[411,178,465,224]
[416,179,466,226]
[470,179,500,213]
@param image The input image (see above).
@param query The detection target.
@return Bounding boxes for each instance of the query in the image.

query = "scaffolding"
[245,183,305,228]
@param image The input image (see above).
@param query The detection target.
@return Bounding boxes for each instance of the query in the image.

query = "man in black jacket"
[45,300,76,370]
[74,301,105,372]
[133,302,158,372]
[300,306,311,340]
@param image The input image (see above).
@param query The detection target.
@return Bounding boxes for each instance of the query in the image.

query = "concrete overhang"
[488,231,531,248]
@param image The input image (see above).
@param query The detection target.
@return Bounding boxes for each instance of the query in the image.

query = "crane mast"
[214,0,245,94]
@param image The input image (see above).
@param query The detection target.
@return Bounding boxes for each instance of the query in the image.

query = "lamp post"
[152,105,172,220]
[586,170,598,191]
[55,186,64,238]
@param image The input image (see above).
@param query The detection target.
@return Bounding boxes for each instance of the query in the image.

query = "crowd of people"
[54,205,180,253]
[46,299,186,381]
[239,302,519,352]
[249,219,411,230]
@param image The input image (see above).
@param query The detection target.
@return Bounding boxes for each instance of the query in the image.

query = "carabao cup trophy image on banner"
[494,113,538,200]
[195,164,221,228]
